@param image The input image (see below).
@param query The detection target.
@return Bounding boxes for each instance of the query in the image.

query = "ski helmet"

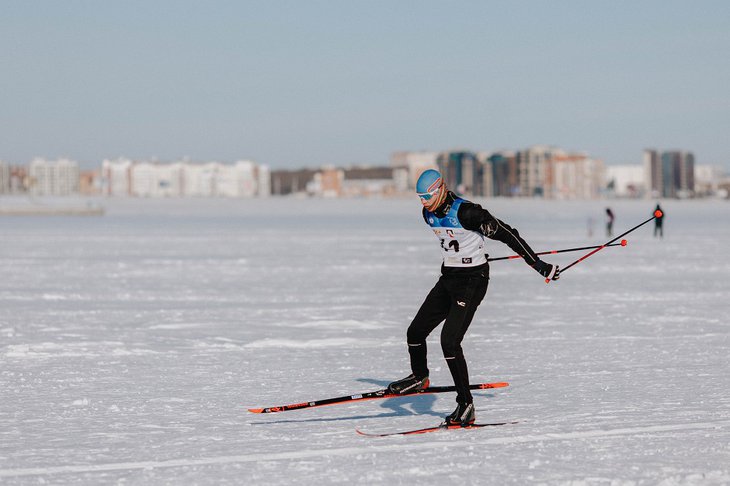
[416,169,447,211]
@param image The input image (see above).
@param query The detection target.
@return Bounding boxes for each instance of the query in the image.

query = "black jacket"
[424,191,541,276]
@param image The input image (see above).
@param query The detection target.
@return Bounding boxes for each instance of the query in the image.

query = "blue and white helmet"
[416,169,448,211]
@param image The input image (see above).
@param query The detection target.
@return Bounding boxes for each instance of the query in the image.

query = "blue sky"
[1,1,729,170]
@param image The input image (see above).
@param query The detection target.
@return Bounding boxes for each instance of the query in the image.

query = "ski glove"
[532,259,560,281]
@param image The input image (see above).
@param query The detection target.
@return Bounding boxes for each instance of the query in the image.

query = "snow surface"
[1,197,729,485]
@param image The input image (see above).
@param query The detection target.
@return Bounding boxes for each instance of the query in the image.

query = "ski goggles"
[417,179,443,201]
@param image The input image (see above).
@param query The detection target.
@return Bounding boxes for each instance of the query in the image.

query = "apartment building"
[644,149,695,198]
[102,159,269,198]
[102,158,133,196]
[552,154,605,199]
[28,158,80,196]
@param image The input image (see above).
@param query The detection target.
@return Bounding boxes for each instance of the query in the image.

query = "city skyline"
[5,146,722,200]
[2,2,729,170]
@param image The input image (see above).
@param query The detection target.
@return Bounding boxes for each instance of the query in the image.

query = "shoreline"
[0,207,105,216]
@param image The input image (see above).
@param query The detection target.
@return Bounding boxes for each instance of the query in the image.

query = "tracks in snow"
[2,419,729,478]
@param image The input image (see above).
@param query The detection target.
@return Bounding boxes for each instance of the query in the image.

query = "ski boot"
[387,374,430,395]
[443,402,475,427]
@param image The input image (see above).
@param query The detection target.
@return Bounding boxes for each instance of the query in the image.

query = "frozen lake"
[1,197,729,484]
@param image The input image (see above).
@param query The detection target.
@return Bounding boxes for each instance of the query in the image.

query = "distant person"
[387,169,559,427]
[605,208,615,237]
[654,204,664,238]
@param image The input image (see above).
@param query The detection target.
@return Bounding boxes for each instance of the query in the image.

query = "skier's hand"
[532,259,560,281]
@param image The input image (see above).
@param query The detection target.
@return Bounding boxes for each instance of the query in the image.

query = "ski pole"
[488,240,627,263]
[551,209,663,283]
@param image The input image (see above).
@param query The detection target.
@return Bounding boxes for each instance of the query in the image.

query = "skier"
[653,204,664,238]
[387,169,559,426]
[605,207,615,237]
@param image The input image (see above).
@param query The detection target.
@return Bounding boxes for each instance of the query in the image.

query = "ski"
[356,421,518,437]
[247,381,509,414]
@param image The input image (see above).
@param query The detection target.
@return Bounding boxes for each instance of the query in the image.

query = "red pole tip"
[654,210,663,218]
[621,239,627,246]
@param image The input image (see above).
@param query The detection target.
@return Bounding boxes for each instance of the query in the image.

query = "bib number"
[440,239,460,253]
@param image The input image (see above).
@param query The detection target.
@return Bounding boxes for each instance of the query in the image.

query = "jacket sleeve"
[458,202,540,266]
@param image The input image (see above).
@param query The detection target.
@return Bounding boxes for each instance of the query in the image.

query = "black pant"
[406,270,489,404]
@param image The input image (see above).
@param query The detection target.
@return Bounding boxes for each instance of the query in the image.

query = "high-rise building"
[437,151,483,196]
[643,149,661,197]
[514,145,556,197]
[476,152,494,198]
[487,151,518,197]
[657,150,695,198]
[661,151,680,198]
[552,154,605,199]
[678,152,695,196]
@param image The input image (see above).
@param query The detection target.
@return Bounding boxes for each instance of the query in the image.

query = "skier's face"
[418,181,447,211]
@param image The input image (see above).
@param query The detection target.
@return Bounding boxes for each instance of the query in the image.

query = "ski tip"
[479,382,509,389]
[356,429,387,437]
[247,408,264,414]
[621,239,628,246]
